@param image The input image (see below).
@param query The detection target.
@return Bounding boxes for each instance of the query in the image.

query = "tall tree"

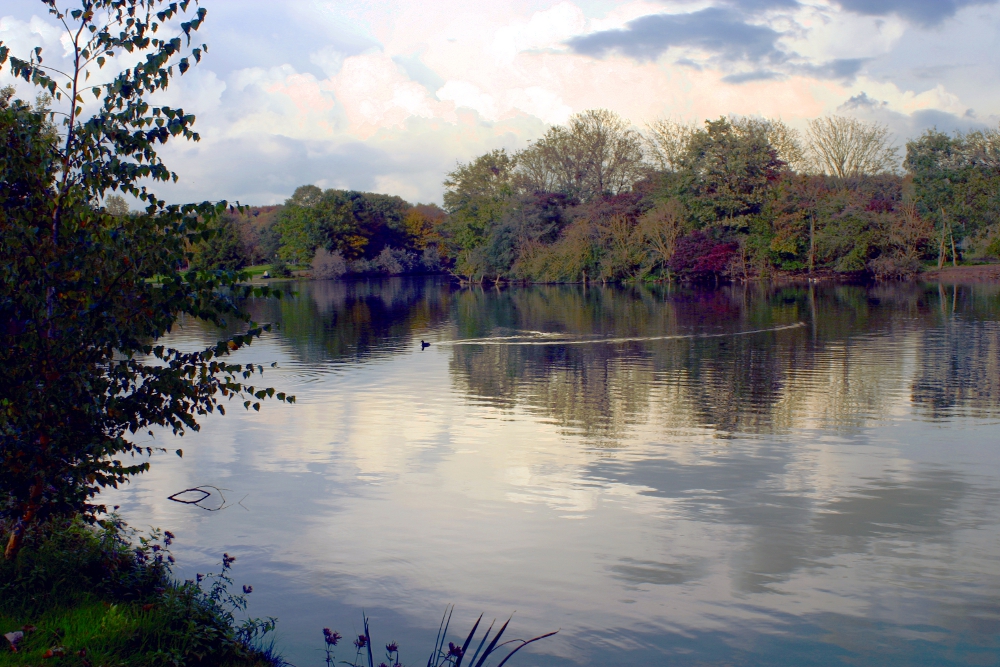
[733,116,808,173]
[680,117,784,224]
[0,0,291,559]
[516,109,645,202]
[645,118,697,173]
[905,129,1000,267]
[442,149,517,277]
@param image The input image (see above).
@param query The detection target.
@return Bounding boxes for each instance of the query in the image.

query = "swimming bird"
[421,340,431,349]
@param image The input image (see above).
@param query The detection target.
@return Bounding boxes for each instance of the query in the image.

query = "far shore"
[249,262,1000,286]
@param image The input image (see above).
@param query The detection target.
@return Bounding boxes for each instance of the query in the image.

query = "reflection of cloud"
[610,557,705,585]
[814,471,969,540]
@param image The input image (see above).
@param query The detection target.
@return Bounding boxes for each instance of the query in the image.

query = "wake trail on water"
[433,322,806,346]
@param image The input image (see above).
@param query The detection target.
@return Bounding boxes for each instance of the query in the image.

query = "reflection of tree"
[912,286,1000,418]
[183,278,1000,437]
[248,278,453,364]
[448,282,1000,443]
[449,285,802,442]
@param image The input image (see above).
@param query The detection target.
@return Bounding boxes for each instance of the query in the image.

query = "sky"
[2,0,999,205]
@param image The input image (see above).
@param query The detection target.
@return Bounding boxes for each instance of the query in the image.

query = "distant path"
[921,264,1000,283]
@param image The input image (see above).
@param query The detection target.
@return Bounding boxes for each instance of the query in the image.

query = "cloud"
[798,58,868,81]
[828,90,994,149]
[195,1,377,79]
[722,70,785,84]
[567,8,783,63]
[834,0,998,25]
[391,53,446,93]
[839,91,889,111]
[723,0,801,8]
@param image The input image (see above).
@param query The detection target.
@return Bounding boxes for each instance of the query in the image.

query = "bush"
[986,235,1000,260]
[421,245,443,272]
[311,248,347,280]
[269,256,293,278]
[373,247,417,275]
[669,230,738,281]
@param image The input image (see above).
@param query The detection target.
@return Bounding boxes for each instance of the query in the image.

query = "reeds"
[322,605,557,667]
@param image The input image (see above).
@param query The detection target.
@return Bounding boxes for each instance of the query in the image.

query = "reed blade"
[428,605,454,667]
[364,612,374,667]
[494,631,559,667]
[467,619,495,667]
[453,614,483,667]
[474,616,511,667]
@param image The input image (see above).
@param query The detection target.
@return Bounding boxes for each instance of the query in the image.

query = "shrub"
[311,249,347,280]
[372,247,417,275]
[668,230,738,280]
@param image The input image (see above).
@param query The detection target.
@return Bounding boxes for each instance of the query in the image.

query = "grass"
[243,264,273,277]
[0,601,275,667]
[0,517,282,667]
[244,264,309,278]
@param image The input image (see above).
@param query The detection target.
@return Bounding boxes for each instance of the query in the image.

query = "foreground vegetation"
[0,517,277,666]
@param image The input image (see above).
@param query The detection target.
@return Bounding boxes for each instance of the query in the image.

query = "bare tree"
[516,109,645,201]
[806,115,900,177]
[644,118,697,172]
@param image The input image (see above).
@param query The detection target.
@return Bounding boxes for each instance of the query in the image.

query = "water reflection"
[113,278,1000,667]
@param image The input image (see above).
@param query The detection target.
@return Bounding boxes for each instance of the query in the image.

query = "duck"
[421,340,431,349]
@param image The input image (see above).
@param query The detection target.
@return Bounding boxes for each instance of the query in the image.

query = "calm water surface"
[111,278,1000,666]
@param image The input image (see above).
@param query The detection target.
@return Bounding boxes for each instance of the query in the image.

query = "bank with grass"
[1,517,281,667]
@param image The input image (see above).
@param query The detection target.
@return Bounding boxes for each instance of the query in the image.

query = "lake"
[110,278,1000,666]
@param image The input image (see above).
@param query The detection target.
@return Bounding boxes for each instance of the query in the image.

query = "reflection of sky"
[108,281,1000,666]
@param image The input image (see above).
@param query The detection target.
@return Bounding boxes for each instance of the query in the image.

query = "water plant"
[321,606,557,667]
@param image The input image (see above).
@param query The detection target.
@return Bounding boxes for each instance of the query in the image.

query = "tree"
[0,0,292,560]
[905,129,1000,267]
[516,109,645,202]
[806,116,900,177]
[105,193,130,217]
[189,214,246,271]
[442,149,517,278]
[272,185,325,264]
[403,203,446,250]
[680,117,784,224]
[639,199,686,276]
[732,116,807,173]
[645,118,697,173]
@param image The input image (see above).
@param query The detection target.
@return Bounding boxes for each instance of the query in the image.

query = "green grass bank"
[0,517,280,667]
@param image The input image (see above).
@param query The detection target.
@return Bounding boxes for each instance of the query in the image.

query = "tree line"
[243,110,1000,283]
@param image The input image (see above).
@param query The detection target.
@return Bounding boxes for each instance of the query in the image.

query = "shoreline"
[252,263,1000,287]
